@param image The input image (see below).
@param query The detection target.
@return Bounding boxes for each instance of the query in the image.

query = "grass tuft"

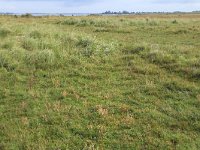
[0,28,11,38]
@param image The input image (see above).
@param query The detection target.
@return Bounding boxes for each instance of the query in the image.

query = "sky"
[0,0,200,13]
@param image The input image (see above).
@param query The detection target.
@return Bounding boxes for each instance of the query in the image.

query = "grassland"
[0,14,200,149]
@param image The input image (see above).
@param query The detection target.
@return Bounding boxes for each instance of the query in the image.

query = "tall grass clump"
[0,49,22,71]
[172,20,178,24]
[59,34,78,53]
[0,50,10,69]
[25,49,55,69]
[37,39,56,50]
[148,20,158,26]
[0,28,11,38]
[77,36,94,48]
[60,18,79,25]
[52,32,118,58]
[93,20,110,27]
[1,41,14,50]
[21,37,57,51]
[122,45,147,55]
[59,18,111,27]
[21,38,38,51]
[29,30,42,39]
[76,35,118,57]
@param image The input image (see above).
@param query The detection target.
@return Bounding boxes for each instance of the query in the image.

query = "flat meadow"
[0,14,200,149]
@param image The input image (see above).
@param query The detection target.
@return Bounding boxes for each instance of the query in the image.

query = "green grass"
[0,14,200,149]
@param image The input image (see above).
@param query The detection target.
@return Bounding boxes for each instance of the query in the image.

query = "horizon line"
[0,10,200,14]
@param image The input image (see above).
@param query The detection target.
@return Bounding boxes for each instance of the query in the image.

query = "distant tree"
[21,13,33,18]
[122,11,129,14]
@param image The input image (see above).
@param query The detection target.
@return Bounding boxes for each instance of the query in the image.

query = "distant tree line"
[102,10,200,15]
[102,11,133,14]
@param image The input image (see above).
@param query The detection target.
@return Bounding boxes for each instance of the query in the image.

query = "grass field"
[0,14,200,149]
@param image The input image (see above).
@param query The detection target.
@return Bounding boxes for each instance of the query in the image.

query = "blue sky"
[0,0,200,13]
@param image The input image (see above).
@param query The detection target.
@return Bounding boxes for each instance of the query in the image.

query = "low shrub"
[21,13,33,18]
